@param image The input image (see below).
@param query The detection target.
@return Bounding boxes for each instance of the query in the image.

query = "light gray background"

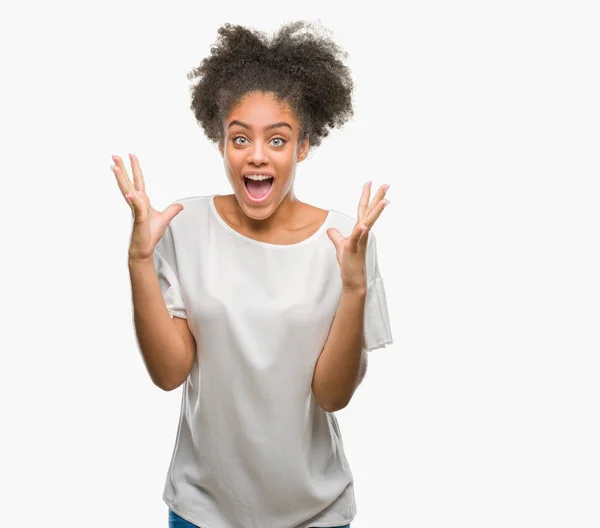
[1,1,598,527]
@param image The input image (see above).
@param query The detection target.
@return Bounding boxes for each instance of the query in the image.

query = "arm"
[129,257,195,391]
[315,181,390,411]
[311,285,369,412]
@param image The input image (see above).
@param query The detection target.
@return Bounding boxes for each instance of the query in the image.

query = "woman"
[112,21,393,528]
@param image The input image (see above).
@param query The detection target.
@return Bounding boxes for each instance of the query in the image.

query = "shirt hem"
[164,497,215,528]
[164,496,356,528]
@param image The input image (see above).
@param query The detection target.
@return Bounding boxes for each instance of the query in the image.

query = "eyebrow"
[228,120,293,131]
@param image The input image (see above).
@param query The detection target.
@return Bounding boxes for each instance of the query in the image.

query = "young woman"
[112,21,393,528]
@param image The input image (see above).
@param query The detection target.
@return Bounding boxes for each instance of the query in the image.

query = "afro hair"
[186,21,355,149]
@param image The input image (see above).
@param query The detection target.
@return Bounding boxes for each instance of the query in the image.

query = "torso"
[213,194,329,246]
[158,194,359,526]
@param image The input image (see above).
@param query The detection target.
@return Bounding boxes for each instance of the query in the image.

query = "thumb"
[326,228,345,248]
[162,203,184,224]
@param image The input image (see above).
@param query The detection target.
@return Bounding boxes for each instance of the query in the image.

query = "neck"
[233,189,302,234]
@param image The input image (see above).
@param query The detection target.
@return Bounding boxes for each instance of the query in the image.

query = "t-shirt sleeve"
[362,231,393,351]
[153,224,187,320]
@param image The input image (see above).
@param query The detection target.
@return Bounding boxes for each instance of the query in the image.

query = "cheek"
[223,149,242,167]
[275,148,296,164]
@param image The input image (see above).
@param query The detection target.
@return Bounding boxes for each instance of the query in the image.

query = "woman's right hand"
[112,153,184,262]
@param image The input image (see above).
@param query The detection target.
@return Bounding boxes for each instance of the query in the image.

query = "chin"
[236,194,277,220]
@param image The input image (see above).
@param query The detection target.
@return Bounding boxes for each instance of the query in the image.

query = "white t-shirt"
[153,194,393,528]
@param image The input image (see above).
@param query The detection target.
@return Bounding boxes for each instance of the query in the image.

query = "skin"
[109,90,390,403]
[215,89,390,284]
[216,90,323,242]
[214,90,391,410]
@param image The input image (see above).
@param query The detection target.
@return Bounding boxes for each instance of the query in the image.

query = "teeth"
[244,174,273,181]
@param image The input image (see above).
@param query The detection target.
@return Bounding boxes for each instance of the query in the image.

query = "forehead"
[227,92,298,127]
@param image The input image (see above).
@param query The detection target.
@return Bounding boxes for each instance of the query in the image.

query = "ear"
[218,138,224,157]
[297,135,309,162]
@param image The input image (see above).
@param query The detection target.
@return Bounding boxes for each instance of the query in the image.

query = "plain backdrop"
[1,1,599,527]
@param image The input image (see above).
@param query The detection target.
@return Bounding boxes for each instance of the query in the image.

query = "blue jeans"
[169,508,350,527]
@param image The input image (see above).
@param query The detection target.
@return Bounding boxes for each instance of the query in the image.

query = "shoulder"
[327,208,378,243]
[327,209,356,235]
[169,194,211,214]
[155,195,212,251]
[164,195,212,228]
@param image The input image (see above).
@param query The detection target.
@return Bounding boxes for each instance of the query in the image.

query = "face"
[218,91,309,221]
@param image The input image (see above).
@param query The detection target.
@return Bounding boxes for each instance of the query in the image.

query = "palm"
[332,235,359,268]
[112,153,184,260]
[326,182,390,287]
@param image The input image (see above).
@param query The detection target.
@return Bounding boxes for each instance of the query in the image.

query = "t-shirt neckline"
[209,194,332,249]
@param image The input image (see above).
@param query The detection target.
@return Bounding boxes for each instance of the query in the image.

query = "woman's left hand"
[326,182,390,291]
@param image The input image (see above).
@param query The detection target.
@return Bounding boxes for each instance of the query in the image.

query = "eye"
[232,136,248,145]
[271,137,286,147]
[232,135,287,147]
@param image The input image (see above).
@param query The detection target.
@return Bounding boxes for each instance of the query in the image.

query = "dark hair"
[186,21,354,149]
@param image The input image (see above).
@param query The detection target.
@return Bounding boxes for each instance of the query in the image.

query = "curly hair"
[186,21,354,149]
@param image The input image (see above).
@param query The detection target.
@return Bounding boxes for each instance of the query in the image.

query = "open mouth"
[243,175,274,202]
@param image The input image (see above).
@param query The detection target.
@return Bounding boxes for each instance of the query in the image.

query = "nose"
[247,142,269,166]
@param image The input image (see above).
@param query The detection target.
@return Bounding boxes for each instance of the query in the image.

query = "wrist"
[341,281,367,296]
[128,255,154,268]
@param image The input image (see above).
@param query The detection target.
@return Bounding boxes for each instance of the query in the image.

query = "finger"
[357,181,371,222]
[161,203,185,224]
[129,153,145,193]
[326,228,345,248]
[124,192,134,216]
[364,184,390,219]
[348,223,364,253]
[112,154,135,193]
[358,224,369,246]
[112,156,135,199]
[112,165,136,205]
[125,191,143,222]
[362,198,390,232]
